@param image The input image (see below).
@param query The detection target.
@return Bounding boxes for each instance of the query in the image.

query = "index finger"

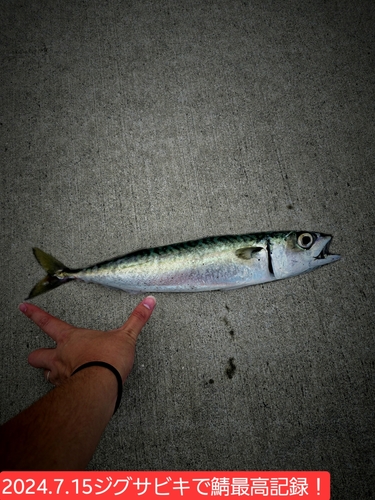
[19,303,73,342]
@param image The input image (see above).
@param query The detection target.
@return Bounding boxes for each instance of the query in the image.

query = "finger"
[119,296,156,342]
[44,369,52,384]
[28,347,55,370]
[19,303,73,342]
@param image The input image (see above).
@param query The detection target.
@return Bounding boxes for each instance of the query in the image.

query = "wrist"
[71,362,123,415]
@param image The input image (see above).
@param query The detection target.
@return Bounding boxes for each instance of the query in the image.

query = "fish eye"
[297,232,315,249]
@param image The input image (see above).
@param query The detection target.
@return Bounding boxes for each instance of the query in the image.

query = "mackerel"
[27,231,340,299]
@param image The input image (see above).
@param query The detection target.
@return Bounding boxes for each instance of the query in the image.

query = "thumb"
[119,296,156,343]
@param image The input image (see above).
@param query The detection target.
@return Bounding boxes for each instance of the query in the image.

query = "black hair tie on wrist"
[71,361,123,415]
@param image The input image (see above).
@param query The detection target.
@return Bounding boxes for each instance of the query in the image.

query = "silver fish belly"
[27,231,340,299]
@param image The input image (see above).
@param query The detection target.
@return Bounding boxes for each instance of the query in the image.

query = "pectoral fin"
[235,247,263,260]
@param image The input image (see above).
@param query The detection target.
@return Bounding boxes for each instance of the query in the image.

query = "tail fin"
[27,248,73,299]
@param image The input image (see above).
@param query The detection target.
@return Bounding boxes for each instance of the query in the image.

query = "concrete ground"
[1,0,374,497]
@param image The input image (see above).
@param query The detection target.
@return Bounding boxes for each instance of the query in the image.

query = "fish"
[27,231,340,299]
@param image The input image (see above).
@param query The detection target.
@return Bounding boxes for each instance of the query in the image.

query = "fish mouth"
[315,240,331,259]
[313,236,340,263]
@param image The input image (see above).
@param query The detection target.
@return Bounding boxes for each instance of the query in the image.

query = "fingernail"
[142,296,156,310]
[19,303,28,313]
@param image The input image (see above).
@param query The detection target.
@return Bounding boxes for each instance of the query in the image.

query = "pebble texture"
[0,1,374,497]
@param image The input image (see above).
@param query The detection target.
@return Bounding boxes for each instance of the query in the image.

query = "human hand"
[19,296,156,386]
